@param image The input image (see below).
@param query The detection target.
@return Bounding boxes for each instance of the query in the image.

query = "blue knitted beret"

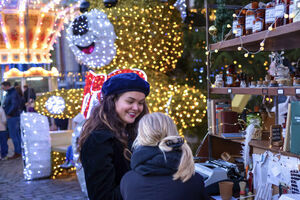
[102,73,150,96]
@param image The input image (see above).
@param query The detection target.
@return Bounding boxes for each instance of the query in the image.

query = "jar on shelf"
[265,1,276,28]
[270,80,278,87]
[278,79,287,86]
[257,80,263,87]
[263,81,269,87]
[214,74,224,88]
[250,81,257,88]
[235,24,244,37]
[275,0,287,27]
[246,9,256,35]
[293,78,300,86]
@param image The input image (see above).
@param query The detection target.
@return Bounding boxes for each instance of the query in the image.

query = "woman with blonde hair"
[120,112,208,200]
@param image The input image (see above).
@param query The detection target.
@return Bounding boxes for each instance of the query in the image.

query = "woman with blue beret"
[78,73,150,200]
[120,112,209,200]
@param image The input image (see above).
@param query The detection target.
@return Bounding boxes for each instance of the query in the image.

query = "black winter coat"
[120,146,209,200]
[3,87,21,117]
[81,129,130,200]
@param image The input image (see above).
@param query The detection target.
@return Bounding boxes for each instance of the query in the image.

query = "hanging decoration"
[208,25,218,36]
[66,9,116,68]
[0,0,80,64]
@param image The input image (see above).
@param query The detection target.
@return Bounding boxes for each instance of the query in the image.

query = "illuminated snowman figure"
[66,9,116,68]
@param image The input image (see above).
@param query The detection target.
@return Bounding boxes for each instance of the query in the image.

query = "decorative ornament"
[173,0,187,21]
[35,89,84,119]
[45,96,66,115]
[209,25,218,36]
[66,9,116,68]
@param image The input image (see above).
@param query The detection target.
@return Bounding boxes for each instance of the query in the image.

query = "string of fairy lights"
[207,4,300,57]
[36,0,207,137]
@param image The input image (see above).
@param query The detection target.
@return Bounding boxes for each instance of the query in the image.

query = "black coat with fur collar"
[81,129,130,200]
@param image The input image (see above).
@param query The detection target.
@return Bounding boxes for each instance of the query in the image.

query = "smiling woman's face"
[115,91,146,125]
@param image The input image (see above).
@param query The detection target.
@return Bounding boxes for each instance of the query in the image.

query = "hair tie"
[165,137,184,150]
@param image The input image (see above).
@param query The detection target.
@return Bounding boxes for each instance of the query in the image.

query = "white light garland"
[66,9,116,68]
[21,112,51,180]
[45,96,66,115]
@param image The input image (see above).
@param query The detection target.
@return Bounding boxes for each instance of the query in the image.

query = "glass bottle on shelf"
[265,1,276,28]
[234,73,241,87]
[237,9,247,36]
[246,9,256,34]
[240,73,247,87]
[275,0,287,27]
[225,65,236,87]
[289,0,294,23]
[254,7,265,33]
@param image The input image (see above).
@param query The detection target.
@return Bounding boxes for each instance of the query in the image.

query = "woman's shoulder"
[86,129,115,144]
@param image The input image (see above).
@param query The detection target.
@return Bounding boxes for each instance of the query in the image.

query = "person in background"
[78,73,150,200]
[23,85,36,103]
[15,86,26,112]
[0,102,8,161]
[23,85,36,112]
[1,81,22,159]
[120,112,209,200]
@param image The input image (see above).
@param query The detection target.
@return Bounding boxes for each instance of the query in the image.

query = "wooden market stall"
[197,0,300,199]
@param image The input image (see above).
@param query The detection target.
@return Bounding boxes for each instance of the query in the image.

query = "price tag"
[227,88,232,94]
[277,89,284,95]
[296,88,300,95]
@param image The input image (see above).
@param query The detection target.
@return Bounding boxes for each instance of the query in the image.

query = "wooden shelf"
[249,140,300,158]
[210,134,244,144]
[210,21,300,51]
[210,87,300,96]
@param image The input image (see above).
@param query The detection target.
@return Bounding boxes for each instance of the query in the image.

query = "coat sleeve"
[0,108,6,124]
[81,134,123,200]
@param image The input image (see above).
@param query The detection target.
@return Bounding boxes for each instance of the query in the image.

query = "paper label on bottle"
[233,20,238,29]
[275,4,285,18]
[266,8,275,23]
[232,20,238,35]
[226,76,233,85]
[235,28,242,37]
[254,21,263,32]
[246,15,255,30]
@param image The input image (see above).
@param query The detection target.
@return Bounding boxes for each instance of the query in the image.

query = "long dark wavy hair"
[77,93,149,160]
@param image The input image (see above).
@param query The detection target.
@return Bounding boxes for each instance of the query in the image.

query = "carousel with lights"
[0,0,80,181]
[0,0,79,93]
